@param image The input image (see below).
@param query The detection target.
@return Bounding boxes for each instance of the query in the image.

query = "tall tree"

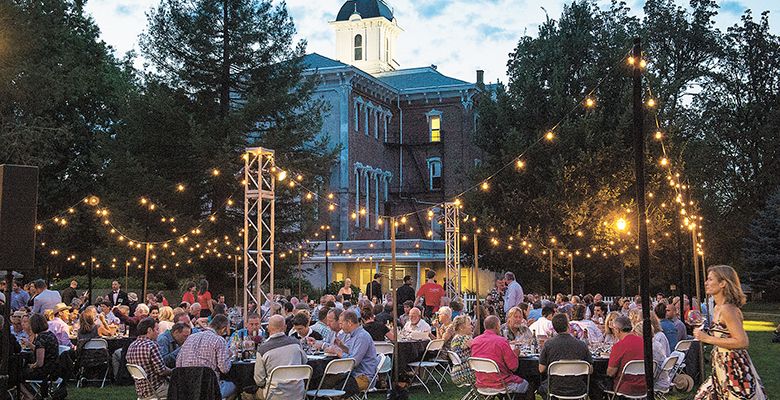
[743,187,780,298]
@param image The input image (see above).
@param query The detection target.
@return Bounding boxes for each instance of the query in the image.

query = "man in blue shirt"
[10,281,30,311]
[503,272,524,316]
[157,322,191,368]
[655,302,679,351]
[326,310,377,396]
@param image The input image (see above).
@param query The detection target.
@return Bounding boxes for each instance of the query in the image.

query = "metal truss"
[443,202,461,298]
[243,147,275,313]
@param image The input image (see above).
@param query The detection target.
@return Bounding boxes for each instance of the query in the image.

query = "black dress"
[22,331,59,380]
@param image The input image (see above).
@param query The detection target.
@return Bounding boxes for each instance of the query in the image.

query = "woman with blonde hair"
[448,315,475,386]
[602,311,620,345]
[694,265,765,399]
[337,278,354,302]
[158,306,175,333]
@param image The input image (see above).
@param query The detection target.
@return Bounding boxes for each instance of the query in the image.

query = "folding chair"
[263,365,312,400]
[306,358,355,399]
[467,357,517,400]
[448,351,477,400]
[374,341,394,355]
[352,354,390,400]
[604,359,646,400]
[126,363,164,400]
[654,353,681,400]
[674,339,695,353]
[547,360,592,400]
[407,338,446,393]
[77,338,110,388]
[25,377,64,400]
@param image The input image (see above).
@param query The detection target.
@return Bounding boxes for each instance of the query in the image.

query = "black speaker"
[0,164,39,271]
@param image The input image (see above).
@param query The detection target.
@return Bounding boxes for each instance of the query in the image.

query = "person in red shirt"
[181,282,196,305]
[605,315,647,396]
[416,270,444,318]
[470,315,529,394]
[196,279,213,318]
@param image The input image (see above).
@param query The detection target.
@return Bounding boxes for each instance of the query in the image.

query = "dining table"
[226,353,338,392]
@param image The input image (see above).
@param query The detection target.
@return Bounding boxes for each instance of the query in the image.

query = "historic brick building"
[302,0,495,294]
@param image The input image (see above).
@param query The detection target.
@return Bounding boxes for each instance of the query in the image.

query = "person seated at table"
[401,307,432,340]
[571,304,603,343]
[157,322,191,368]
[127,317,171,399]
[157,306,175,333]
[527,301,542,324]
[591,302,607,325]
[648,313,671,390]
[602,311,621,344]
[599,315,646,398]
[399,300,414,327]
[657,302,680,351]
[528,304,555,338]
[449,315,475,386]
[289,312,323,342]
[471,315,528,394]
[188,302,202,322]
[76,307,108,347]
[501,306,532,343]
[619,297,631,317]
[47,302,73,347]
[231,312,266,344]
[325,310,378,395]
[176,314,236,399]
[451,299,464,318]
[254,315,308,400]
[310,307,332,343]
[433,306,453,341]
[538,313,592,398]
[114,303,150,337]
[10,310,29,344]
[99,301,120,325]
[19,313,60,400]
[361,309,394,342]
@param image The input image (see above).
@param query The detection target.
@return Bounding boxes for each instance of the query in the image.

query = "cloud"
[83,0,779,84]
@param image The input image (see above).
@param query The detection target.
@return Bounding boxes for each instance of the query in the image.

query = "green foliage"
[743,188,780,299]
[50,275,166,294]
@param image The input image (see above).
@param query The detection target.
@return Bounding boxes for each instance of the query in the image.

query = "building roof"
[375,67,472,91]
[336,0,394,22]
[303,53,348,70]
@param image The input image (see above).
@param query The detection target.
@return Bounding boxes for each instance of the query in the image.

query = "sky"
[84,0,780,84]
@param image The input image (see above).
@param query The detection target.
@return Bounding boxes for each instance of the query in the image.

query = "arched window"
[354,35,363,61]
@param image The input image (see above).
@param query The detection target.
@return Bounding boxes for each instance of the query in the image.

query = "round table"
[516,355,609,388]
[394,340,429,383]
[227,354,338,391]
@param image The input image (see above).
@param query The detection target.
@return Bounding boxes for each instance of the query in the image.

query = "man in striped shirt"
[126,318,171,399]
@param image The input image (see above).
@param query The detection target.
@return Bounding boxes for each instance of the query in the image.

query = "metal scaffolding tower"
[243,147,275,313]
[443,201,461,298]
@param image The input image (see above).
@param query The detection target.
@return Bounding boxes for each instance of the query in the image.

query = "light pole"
[616,218,628,296]
[320,225,331,292]
[548,237,556,296]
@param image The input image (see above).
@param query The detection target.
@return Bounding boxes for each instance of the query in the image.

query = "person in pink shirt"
[470,315,529,394]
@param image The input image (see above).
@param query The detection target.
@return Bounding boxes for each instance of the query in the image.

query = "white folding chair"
[407,338,446,393]
[467,357,517,400]
[654,353,680,399]
[126,363,164,400]
[448,351,477,400]
[264,365,312,400]
[674,339,695,353]
[604,359,647,400]
[77,338,110,388]
[352,354,390,400]
[547,360,592,400]
[306,358,355,399]
[374,341,394,355]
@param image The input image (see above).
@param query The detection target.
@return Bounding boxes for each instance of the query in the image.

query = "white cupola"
[330,0,402,75]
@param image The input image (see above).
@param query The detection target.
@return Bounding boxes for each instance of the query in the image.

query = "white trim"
[427,157,442,191]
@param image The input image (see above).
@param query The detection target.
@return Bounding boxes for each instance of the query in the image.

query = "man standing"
[254,315,308,400]
[395,275,415,315]
[503,272,524,316]
[176,314,236,399]
[61,280,79,306]
[126,318,171,399]
[471,315,529,395]
[325,310,378,395]
[365,273,383,302]
[604,316,646,397]
[10,280,30,311]
[31,279,61,314]
[538,313,592,398]
[107,281,129,307]
[416,270,444,318]
[157,322,191,368]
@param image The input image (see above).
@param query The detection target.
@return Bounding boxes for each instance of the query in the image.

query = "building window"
[354,35,363,61]
[385,38,390,62]
[429,115,441,142]
[428,157,442,191]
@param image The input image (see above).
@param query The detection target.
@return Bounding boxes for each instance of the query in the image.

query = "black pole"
[88,256,94,306]
[632,37,655,398]
[1,270,13,382]
[389,217,401,390]
[674,213,685,321]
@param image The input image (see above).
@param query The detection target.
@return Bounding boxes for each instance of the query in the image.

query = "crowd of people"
[0,265,766,399]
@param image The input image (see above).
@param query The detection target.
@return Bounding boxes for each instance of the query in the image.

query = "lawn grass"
[65,304,780,400]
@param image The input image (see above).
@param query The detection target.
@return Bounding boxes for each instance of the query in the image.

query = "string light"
[545,131,555,141]
[481,181,490,191]
[516,159,526,170]
[176,184,185,192]
[584,97,596,108]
